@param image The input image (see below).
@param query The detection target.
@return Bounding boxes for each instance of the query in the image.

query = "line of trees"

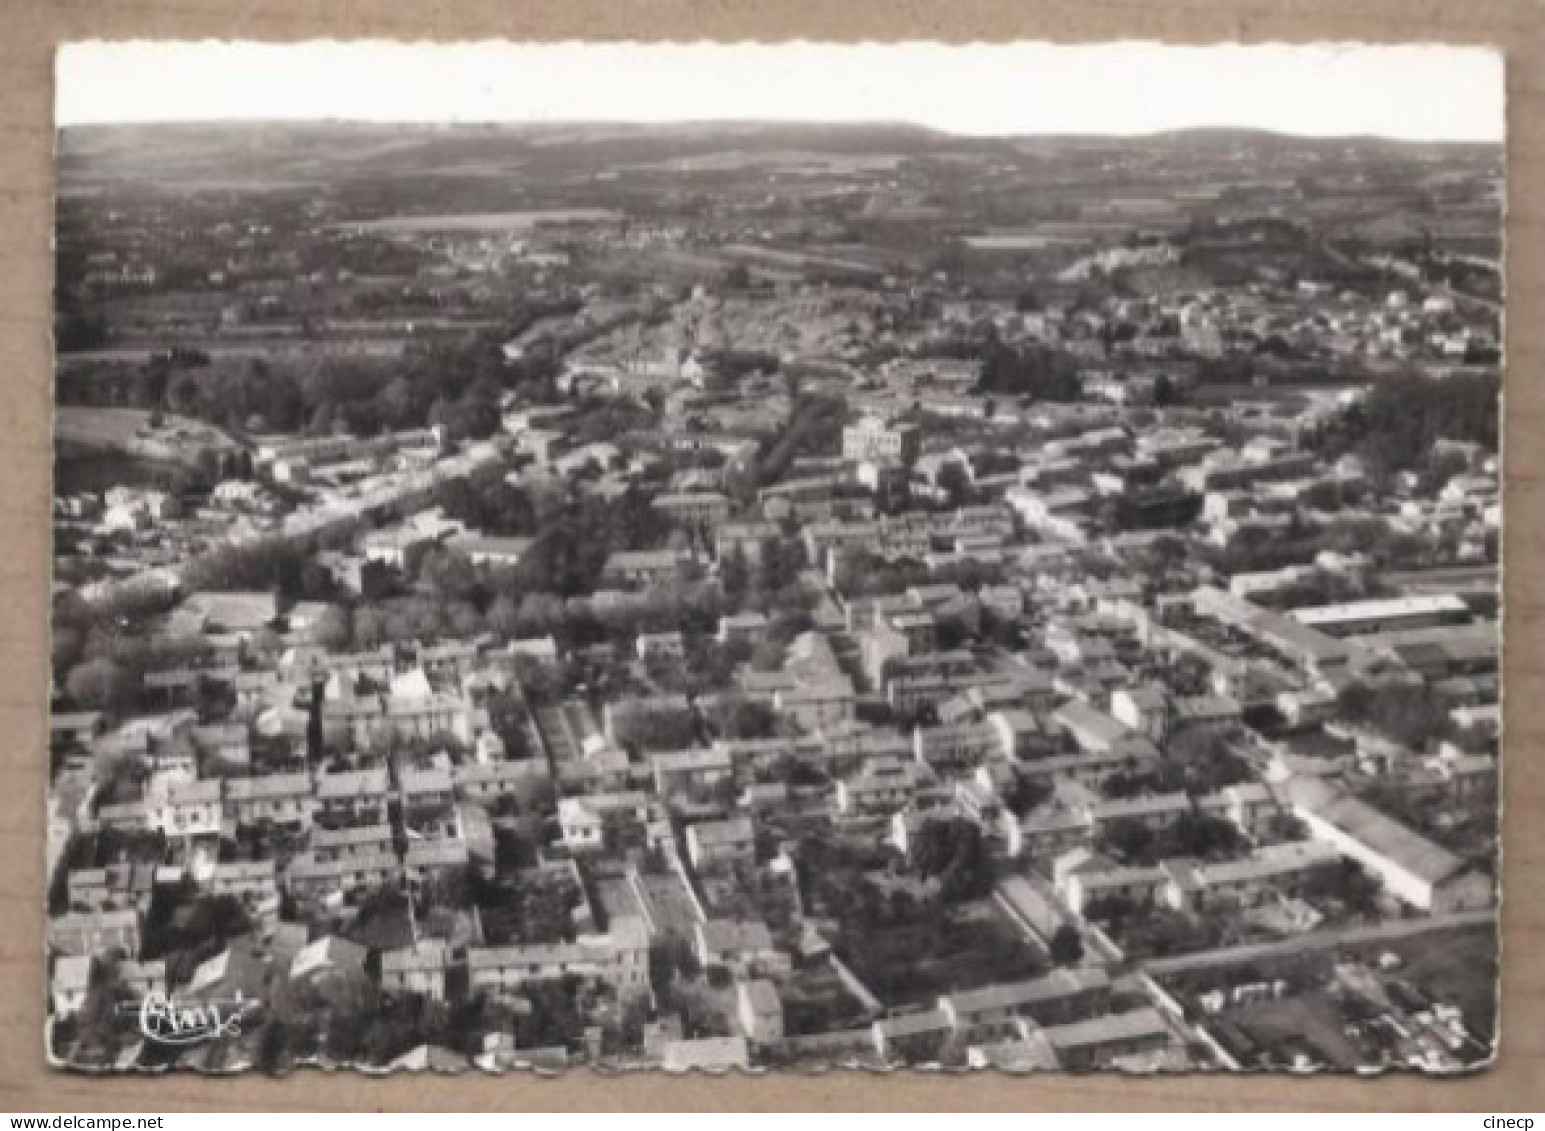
[1314,371,1499,480]
[58,330,558,446]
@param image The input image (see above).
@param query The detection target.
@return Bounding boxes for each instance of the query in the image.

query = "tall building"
[842,416,920,465]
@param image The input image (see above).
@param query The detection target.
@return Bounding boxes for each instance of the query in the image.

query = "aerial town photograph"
[45,45,1503,1076]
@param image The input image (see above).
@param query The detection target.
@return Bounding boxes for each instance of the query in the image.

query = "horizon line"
[54,118,1503,147]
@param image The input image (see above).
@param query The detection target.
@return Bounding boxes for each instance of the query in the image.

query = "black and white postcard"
[46,41,1503,1075]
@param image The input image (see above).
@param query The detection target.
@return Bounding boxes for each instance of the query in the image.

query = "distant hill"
[55,120,1498,192]
[1135,125,1498,157]
[56,120,993,188]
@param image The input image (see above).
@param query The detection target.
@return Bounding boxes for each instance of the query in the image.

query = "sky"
[55,41,1504,143]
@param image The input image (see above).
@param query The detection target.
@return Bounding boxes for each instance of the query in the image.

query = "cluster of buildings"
[47,132,1502,1075]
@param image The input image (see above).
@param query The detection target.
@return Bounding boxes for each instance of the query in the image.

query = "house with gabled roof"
[223,773,314,827]
[938,967,1112,1038]
[685,817,755,871]
[382,939,450,1001]
[314,767,390,824]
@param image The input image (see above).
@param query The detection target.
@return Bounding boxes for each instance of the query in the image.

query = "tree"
[487,594,522,640]
[1304,857,1383,920]
[1100,816,1155,865]
[913,818,993,902]
[1083,892,1138,928]
[938,460,973,508]
[52,624,86,679]
[720,544,750,605]
[305,679,325,767]
[486,689,533,760]
[719,695,779,740]
[309,605,353,651]
[360,560,397,603]
[976,340,1080,402]
[1001,774,1052,818]
[66,657,136,713]
[298,559,337,601]
[447,601,485,639]
[1315,371,1499,479]
[419,548,478,602]
[258,1018,295,1074]
[1049,924,1085,967]
[1175,810,1243,860]
[515,592,566,637]
[1336,680,1454,752]
[756,537,803,600]
[1301,479,1346,513]
[648,937,700,989]
[353,607,386,649]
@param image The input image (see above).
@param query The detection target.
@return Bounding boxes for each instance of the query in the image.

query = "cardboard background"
[3,0,1541,1111]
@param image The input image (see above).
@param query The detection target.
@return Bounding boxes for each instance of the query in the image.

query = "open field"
[1224,991,1366,1069]
[337,208,620,233]
[721,243,887,277]
[1347,924,1498,1041]
[55,405,240,462]
[1203,925,1499,1067]
[622,149,907,174]
[837,897,1047,1007]
[54,450,189,496]
[965,232,1083,251]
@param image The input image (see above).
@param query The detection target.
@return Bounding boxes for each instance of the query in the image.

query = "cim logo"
[119,991,254,1046]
